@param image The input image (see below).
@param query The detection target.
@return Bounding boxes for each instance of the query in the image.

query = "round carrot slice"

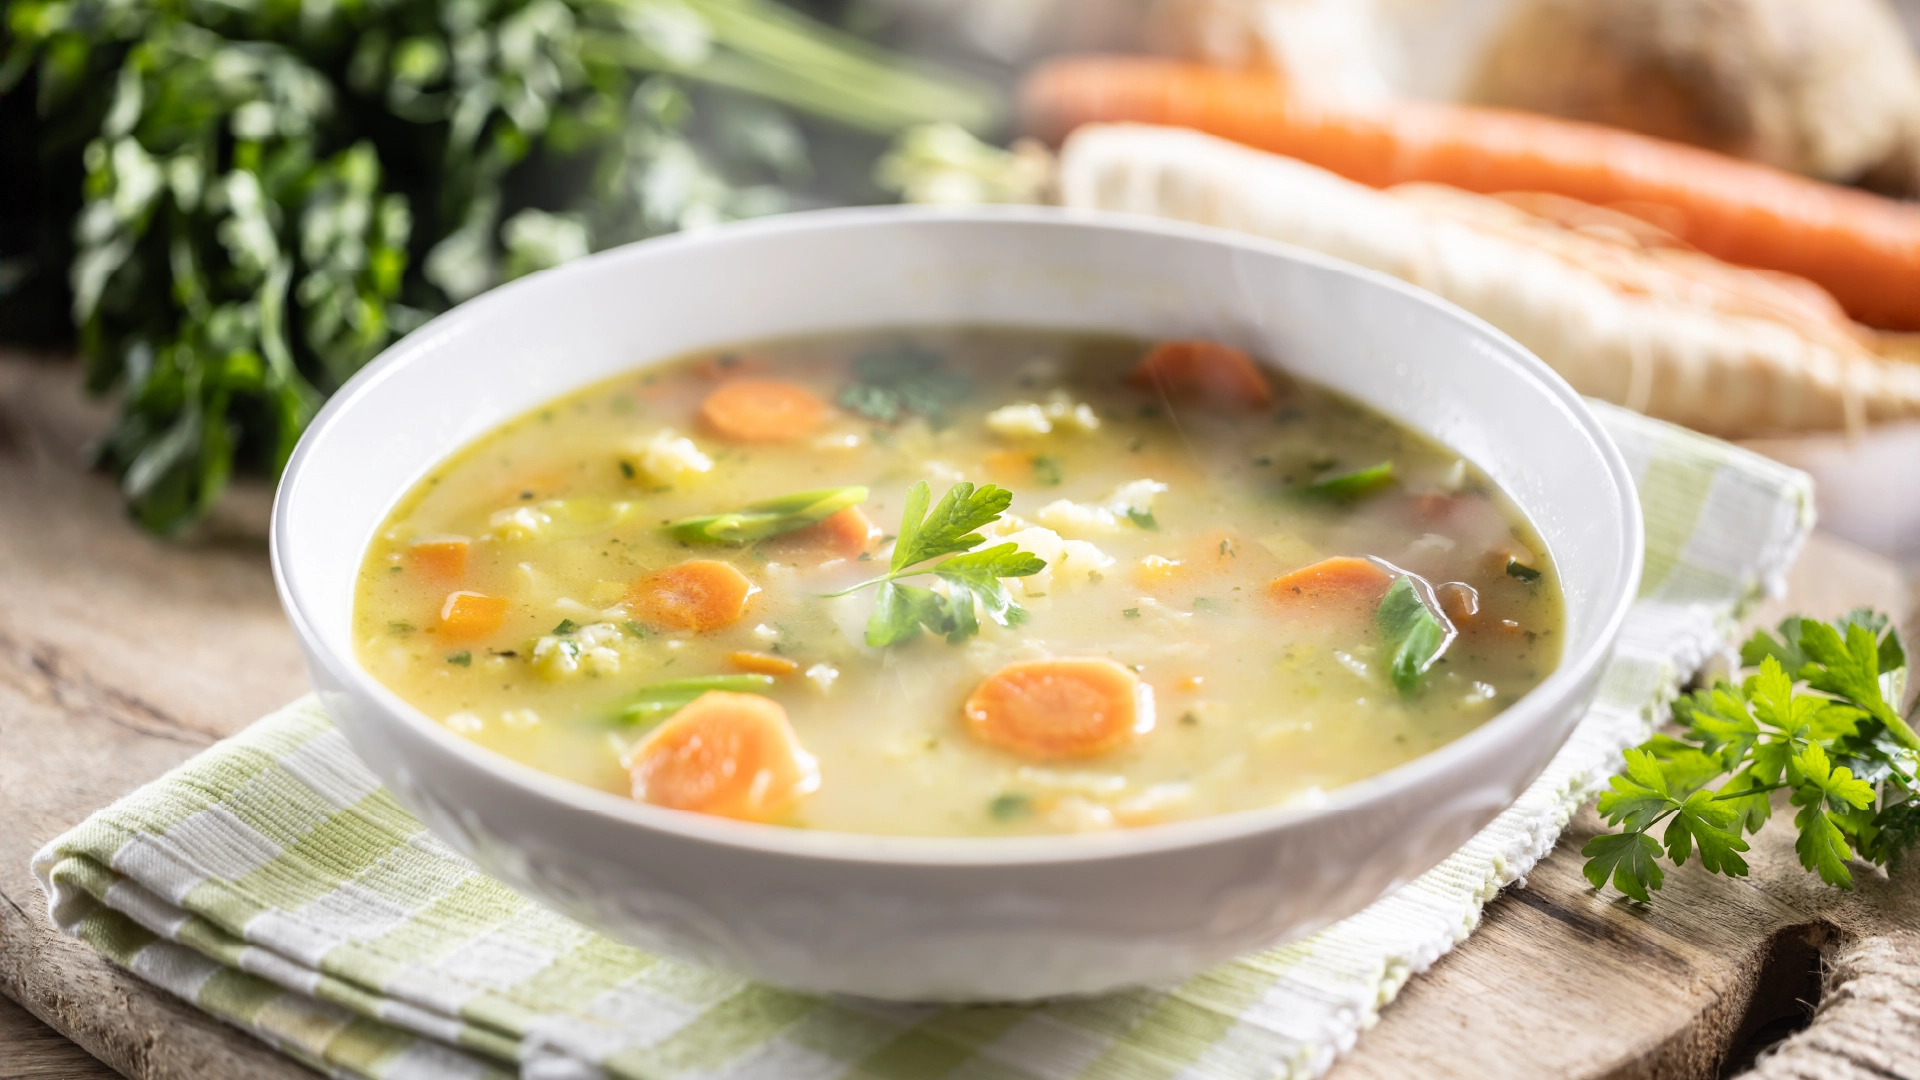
[700,379,830,443]
[963,657,1151,760]
[1130,340,1274,409]
[629,560,756,632]
[763,506,876,561]
[1265,556,1395,638]
[629,692,819,821]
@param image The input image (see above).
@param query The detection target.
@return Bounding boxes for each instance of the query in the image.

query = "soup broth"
[354,327,1563,836]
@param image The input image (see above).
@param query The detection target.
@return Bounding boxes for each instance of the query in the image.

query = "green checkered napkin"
[33,402,1812,1080]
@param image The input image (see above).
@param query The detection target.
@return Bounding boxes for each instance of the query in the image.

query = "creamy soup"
[354,328,1563,836]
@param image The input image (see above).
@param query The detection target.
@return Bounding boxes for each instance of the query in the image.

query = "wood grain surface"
[0,350,1914,1080]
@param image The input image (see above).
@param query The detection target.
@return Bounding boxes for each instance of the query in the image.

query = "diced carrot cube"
[408,539,469,582]
[439,591,507,640]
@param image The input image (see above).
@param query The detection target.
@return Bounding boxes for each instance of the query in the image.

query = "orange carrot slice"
[628,692,819,821]
[729,650,799,676]
[700,379,830,443]
[1435,582,1480,626]
[763,506,876,561]
[629,560,756,632]
[1131,340,1273,409]
[964,657,1151,760]
[438,591,507,640]
[983,449,1038,482]
[1265,556,1394,615]
[408,539,469,582]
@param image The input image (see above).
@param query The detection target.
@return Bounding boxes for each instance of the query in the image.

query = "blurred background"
[2,0,1919,567]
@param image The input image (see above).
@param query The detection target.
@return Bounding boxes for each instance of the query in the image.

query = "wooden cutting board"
[1,351,1914,1080]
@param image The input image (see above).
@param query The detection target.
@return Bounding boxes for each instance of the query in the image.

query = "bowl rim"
[272,203,1645,868]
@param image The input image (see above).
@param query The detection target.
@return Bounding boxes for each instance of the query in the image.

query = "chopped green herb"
[1505,557,1542,582]
[388,565,404,574]
[988,793,1034,821]
[1192,597,1229,615]
[1123,607,1141,619]
[1127,508,1159,530]
[1303,461,1396,501]
[622,620,647,639]
[387,621,415,636]
[837,344,971,424]
[446,651,471,667]
[615,675,777,728]
[667,486,869,546]
[825,481,1046,647]
[552,619,578,636]
[1033,456,1063,487]
[1375,576,1454,697]
[618,461,636,479]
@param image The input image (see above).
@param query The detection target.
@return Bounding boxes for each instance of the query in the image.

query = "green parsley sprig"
[1584,609,1916,902]
[1376,575,1454,697]
[826,480,1045,647]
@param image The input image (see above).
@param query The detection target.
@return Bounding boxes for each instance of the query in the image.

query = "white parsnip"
[1056,123,1920,436]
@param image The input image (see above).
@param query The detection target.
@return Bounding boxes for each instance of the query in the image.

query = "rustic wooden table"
[1,351,1915,1080]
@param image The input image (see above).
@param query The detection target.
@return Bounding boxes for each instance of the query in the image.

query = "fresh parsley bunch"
[0,0,994,533]
[1584,609,1917,901]
[828,480,1045,647]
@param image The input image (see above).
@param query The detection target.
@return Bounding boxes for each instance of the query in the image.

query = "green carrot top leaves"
[1584,608,1915,901]
[827,480,1045,647]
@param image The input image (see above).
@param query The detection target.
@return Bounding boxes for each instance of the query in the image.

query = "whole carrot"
[1022,57,1920,331]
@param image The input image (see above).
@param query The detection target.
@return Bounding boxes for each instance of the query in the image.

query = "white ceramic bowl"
[272,206,1642,1002]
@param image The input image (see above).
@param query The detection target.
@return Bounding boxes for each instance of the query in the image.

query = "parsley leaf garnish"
[837,344,971,424]
[1374,575,1456,697]
[668,486,868,545]
[1581,831,1666,903]
[1584,611,1915,902]
[826,481,1046,646]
